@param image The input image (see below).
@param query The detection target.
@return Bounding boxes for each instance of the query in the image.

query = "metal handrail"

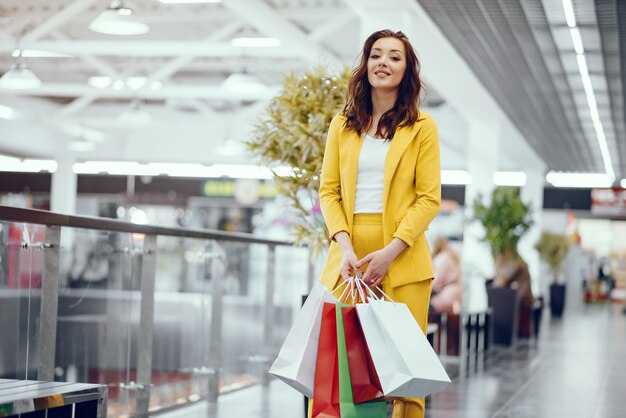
[0,204,293,246]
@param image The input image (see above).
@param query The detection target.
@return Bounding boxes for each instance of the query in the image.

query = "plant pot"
[549,283,566,317]
[487,287,519,346]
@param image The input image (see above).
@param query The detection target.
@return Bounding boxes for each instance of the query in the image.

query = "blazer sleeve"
[319,114,350,240]
[393,114,441,247]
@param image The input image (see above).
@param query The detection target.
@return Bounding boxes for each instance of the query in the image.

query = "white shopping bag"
[269,283,337,397]
[356,300,450,398]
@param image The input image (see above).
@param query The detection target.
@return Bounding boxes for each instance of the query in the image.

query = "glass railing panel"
[0,221,47,381]
[56,227,139,417]
[148,235,214,413]
[219,243,309,391]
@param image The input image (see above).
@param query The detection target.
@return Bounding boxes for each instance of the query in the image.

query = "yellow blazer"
[318,112,441,290]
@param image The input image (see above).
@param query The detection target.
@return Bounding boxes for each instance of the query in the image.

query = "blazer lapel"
[383,126,414,205]
[342,130,363,226]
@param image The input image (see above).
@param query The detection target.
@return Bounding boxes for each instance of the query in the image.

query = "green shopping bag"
[335,302,387,418]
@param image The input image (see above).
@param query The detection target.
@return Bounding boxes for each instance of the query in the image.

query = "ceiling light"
[441,170,472,185]
[0,104,18,120]
[0,62,42,89]
[118,99,152,124]
[16,50,73,58]
[562,0,577,28]
[222,73,267,94]
[126,76,147,90]
[158,0,220,3]
[112,80,125,89]
[149,80,163,90]
[0,156,57,173]
[217,139,244,157]
[72,161,290,179]
[231,37,281,48]
[570,27,584,54]
[88,76,112,89]
[89,1,149,35]
[67,140,97,152]
[493,171,527,187]
[546,172,613,188]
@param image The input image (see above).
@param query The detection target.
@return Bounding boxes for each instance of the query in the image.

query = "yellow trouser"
[309,214,433,418]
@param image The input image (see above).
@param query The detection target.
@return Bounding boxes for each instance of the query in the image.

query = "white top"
[354,135,391,214]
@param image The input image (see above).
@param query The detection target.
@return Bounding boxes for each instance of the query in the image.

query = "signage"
[591,188,626,218]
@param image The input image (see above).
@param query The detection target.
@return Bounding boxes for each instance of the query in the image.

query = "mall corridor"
[161,304,626,418]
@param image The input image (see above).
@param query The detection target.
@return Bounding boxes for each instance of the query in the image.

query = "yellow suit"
[318,111,441,290]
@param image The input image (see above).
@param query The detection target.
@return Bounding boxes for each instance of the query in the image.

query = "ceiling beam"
[0,41,307,58]
[307,9,355,42]
[146,20,244,84]
[0,83,279,101]
[21,0,98,43]
[220,0,340,66]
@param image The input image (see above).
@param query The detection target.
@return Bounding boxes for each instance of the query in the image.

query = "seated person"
[430,237,463,316]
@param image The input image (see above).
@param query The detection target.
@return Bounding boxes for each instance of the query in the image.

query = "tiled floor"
[157,303,626,418]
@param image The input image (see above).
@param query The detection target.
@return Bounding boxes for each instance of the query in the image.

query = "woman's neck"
[371,88,398,120]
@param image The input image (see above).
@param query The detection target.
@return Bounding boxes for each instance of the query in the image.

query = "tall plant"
[247,66,351,256]
[535,231,570,284]
[471,186,533,260]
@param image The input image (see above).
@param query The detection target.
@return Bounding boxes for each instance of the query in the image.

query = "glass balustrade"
[0,206,309,417]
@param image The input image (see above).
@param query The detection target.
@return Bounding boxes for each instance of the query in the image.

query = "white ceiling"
[0,0,619,181]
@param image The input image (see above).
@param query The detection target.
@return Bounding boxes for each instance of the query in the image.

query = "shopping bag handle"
[351,276,396,303]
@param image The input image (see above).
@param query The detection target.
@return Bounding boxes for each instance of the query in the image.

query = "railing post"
[37,225,61,382]
[135,234,157,417]
[262,245,276,387]
[207,241,224,405]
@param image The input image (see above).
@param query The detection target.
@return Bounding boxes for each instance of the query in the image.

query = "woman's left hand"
[356,238,409,287]
[356,248,394,287]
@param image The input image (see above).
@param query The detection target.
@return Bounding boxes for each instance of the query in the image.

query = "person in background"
[430,236,463,315]
[316,29,441,418]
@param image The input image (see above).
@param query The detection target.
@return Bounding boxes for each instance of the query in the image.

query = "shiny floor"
[158,302,626,418]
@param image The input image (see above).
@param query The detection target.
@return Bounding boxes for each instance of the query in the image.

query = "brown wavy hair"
[343,29,423,139]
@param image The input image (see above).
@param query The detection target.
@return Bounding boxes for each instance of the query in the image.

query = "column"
[50,155,77,215]
[462,121,500,281]
[518,167,545,297]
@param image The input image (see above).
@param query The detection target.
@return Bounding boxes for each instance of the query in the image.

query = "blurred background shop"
[1,0,626,417]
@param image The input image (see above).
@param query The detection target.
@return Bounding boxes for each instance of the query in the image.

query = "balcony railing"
[0,205,311,417]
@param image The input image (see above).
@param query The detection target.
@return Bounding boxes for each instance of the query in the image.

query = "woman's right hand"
[333,231,361,279]
[340,250,361,280]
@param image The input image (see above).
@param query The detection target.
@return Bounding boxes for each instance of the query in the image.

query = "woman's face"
[367,37,407,93]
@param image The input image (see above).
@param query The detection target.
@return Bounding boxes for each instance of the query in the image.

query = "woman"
[430,236,463,315]
[316,29,441,418]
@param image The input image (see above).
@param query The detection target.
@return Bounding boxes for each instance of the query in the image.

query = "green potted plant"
[471,186,533,266]
[247,66,351,257]
[471,186,534,343]
[535,231,570,317]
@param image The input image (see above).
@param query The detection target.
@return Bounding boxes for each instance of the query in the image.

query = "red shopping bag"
[312,303,341,418]
[341,306,384,404]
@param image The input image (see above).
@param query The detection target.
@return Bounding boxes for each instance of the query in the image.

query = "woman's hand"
[357,238,409,287]
[356,248,394,287]
[333,231,361,279]
[340,250,361,280]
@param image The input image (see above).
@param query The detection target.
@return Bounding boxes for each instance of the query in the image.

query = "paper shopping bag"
[356,300,450,398]
[312,302,341,418]
[336,303,387,418]
[341,306,384,404]
[270,283,337,397]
